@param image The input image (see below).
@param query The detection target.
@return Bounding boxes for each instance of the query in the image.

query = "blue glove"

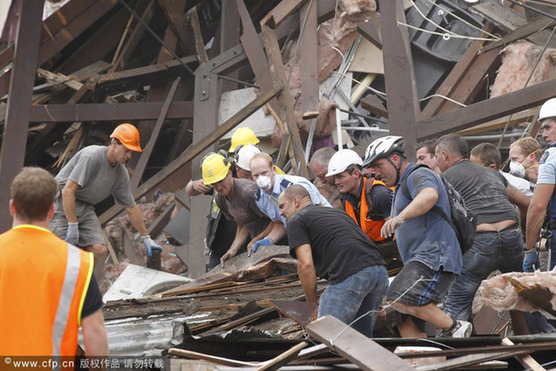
[65,222,79,246]
[252,237,274,253]
[141,235,163,257]
[523,248,539,272]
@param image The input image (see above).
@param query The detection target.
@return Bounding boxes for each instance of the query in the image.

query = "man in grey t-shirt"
[50,123,161,269]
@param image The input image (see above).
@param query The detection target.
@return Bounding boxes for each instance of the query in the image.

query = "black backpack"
[401,165,476,254]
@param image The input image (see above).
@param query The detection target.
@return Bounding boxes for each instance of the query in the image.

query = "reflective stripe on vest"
[344,177,387,242]
[52,244,81,356]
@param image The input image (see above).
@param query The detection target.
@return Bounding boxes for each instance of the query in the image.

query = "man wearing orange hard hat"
[50,123,162,274]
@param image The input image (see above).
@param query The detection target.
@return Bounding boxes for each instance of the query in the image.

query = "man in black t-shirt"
[278,185,388,337]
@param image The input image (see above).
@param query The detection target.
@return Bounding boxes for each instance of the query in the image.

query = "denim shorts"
[386,261,457,307]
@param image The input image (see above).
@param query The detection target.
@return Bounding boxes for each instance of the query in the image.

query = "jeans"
[318,265,388,337]
[444,226,524,321]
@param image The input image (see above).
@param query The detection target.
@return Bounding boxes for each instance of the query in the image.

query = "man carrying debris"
[278,184,388,337]
[309,147,342,208]
[326,149,393,244]
[188,153,271,268]
[365,136,470,338]
[0,167,107,357]
[527,98,556,271]
[249,153,331,254]
[50,123,162,273]
[435,134,529,329]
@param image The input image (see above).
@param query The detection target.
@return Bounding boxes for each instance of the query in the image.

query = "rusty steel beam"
[0,0,45,231]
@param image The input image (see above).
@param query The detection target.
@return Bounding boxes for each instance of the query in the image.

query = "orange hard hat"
[110,123,142,152]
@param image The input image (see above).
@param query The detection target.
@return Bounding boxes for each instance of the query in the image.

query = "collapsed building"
[0,0,555,368]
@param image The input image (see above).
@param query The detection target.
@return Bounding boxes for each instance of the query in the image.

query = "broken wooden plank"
[299,0,319,116]
[103,297,199,321]
[0,0,45,231]
[257,342,308,371]
[98,84,283,226]
[416,350,530,371]
[262,0,305,28]
[357,19,382,49]
[501,338,545,371]
[416,79,556,140]
[306,315,414,371]
[37,68,83,91]
[262,25,309,178]
[130,77,181,189]
[29,101,194,123]
[471,0,556,49]
[360,94,387,117]
[158,0,189,58]
[189,6,209,64]
[481,8,556,53]
[267,299,318,326]
[380,0,420,160]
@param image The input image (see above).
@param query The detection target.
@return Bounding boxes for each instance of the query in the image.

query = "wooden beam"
[97,84,283,224]
[501,338,545,371]
[299,0,319,116]
[130,77,181,189]
[380,0,420,160]
[306,315,414,371]
[416,79,556,140]
[157,0,189,55]
[262,25,309,178]
[0,0,45,231]
[262,0,306,28]
[419,25,499,120]
[357,20,382,49]
[29,101,194,123]
[189,6,209,64]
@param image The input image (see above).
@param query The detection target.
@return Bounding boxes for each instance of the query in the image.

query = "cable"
[398,22,498,42]
[418,93,467,106]
[331,71,387,98]
[118,0,195,76]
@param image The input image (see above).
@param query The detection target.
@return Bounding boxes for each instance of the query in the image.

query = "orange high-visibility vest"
[344,177,388,242]
[0,225,94,356]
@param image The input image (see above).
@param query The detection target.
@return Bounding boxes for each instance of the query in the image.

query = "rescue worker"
[326,149,393,244]
[50,123,162,274]
[0,167,108,357]
[509,136,542,185]
[229,127,260,153]
[416,139,441,174]
[309,147,342,209]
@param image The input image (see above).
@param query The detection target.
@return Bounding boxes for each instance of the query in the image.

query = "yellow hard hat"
[202,153,231,185]
[110,123,142,152]
[229,127,259,153]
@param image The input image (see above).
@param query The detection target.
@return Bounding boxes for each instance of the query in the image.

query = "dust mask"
[509,161,526,178]
[256,175,272,191]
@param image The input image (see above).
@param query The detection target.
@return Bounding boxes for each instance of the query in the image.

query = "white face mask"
[256,175,272,191]
[509,161,526,178]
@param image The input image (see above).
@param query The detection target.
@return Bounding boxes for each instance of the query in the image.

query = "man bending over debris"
[365,136,470,338]
[278,184,388,337]
[0,167,107,357]
[50,123,162,275]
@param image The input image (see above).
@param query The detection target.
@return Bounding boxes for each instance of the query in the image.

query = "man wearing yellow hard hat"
[50,123,162,274]
[229,127,260,153]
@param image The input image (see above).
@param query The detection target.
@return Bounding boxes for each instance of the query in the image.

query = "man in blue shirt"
[249,153,331,254]
[364,136,470,338]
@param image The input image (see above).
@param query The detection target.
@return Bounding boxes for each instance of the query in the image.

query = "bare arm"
[220,223,250,268]
[126,204,148,236]
[185,179,211,197]
[295,244,318,304]
[381,187,438,238]
[507,184,530,227]
[526,184,554,250]
[61,180,80,223]
[82,310,108,357]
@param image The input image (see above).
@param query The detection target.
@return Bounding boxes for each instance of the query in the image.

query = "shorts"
[49,199,105,248]
[386,261,457,307]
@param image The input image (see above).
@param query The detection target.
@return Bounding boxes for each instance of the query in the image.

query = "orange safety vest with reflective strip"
[0,225,94,356]
[344,177,389,242]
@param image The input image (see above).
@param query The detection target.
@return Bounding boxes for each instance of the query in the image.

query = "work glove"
[141,235,163,257]
[523,248,539,272]
[252,237,274,253]
[65,222,79,246]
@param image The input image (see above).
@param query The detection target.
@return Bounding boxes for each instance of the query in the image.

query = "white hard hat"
[236,144,262,170]
[362,136,405,168]
[539,98,556,122]
[326,149,363,177]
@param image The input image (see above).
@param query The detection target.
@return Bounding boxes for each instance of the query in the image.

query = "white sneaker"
[449,320,473,338]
